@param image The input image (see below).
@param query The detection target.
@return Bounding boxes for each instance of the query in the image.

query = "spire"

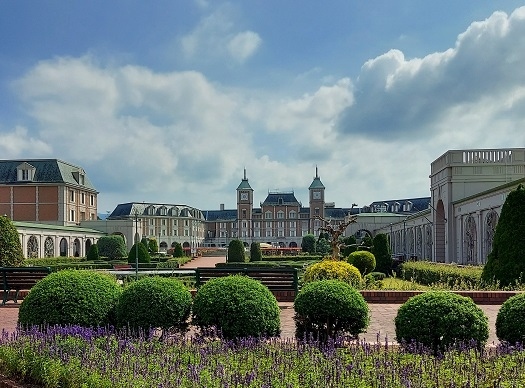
[309,165,325,190]
[315,165,319,179]
[237,168,253,190]
[244,167,247,180]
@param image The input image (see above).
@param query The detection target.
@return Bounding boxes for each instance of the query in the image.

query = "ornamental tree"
[482,184,525,286]
[372,233,393,274]
[227,239,246,263]
[0,215,24,266]
[250,241,262,262]
[97,235,128,260]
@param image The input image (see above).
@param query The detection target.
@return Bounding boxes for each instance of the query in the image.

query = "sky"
[1,1,525,214]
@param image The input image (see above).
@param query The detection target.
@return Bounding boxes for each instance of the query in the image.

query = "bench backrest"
[1,267,52,290]
[195,267,298,292]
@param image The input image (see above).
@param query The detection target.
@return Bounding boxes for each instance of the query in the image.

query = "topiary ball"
[294,280,369,342]
[395,291,488,353]
[18,270,122,328]
[496,293,525,345]
[116,276,192,335]
[303,259,362,286]
[347,250,376,276]
[192,275,280,339]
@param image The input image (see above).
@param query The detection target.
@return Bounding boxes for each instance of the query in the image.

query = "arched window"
[27,235,39,258]
[44,237,54,257]
[484,210,499,263]
[464,215,477,264]
[60,238,68,256]
[73,238,81,257]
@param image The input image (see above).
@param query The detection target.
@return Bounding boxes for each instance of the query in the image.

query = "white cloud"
[227,31,262,63]
[180,6,261,64]
[0,126,52,158]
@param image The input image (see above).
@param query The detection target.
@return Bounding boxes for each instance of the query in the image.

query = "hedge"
[399,261,482,289]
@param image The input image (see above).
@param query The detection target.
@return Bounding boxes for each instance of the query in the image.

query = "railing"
[431,148,524,175]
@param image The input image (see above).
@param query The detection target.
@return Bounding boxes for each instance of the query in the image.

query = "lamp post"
[133,211,140,279]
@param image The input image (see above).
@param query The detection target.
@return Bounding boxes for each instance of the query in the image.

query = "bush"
[341,235,358,257]
[227,239,246,263]
[482,184,525,286]
[301,234,316,254]
[192,275,280,339]
[395,291,489,353]
[128,242,151,264]
[173,242,184,258]
[18,270,122,327]
[0,215,24,266]
[86,244,100,261]
[250,242,262,262]
[148,238,158,254]
[372,234,392,274]
[496,293,525,345]
[116,276,192,335]
[303,259,362,286]
[294,280,369,341]
[347,250,376,275]
[98,235,128,260]
[400,261,482,289]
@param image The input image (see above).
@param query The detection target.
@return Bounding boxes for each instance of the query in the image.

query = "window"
[22,170,29,180]
[266,230,272,237]
[172,230,178,236]
[289,211,296,219]
[265,211,272,219]
[278,221,284,228]
[290,230,296,237]
[70,190,75,202]
[81,193,85,204]
[162,219,166,226]
[290,221,296,227]
[70,210,75,221]
[315,207,319,215]
[90,213,95,220]
[173,220,178,227]
[185,220,189,227]
[90,195,94,206]
[278,230,284,237]
[80,212,86,221]
[277,211,284,219]
[231,222,236,228]
[254,222,260,228]
[242,221,247,228]
[266,221,272,228]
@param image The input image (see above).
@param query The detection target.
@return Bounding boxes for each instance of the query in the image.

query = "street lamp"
[132,210,140,279]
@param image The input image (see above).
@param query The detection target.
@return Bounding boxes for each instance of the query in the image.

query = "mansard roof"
[0,159,97,191]
[261,191,301,206]
[110,202,204,220]
[203,209,237,221]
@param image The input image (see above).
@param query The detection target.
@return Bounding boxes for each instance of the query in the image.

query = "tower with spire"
[309,166,325,235]
[236,168,254,241]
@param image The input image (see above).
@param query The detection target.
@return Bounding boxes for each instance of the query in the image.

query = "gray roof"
[109,202,204,220]
[237,178,253,191]
[308,176,325,190]
[204,209,237,221]
[0,159,97,191]
[261,192,301,206]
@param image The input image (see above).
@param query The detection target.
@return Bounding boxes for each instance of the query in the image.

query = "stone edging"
[361,290,522,304]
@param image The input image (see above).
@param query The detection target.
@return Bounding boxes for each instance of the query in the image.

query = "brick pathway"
[0,256,502,345]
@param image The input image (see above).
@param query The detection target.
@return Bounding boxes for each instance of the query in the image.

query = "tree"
[372,233,393,274]
[482,184,525,286]
[148,238,158,254]
[250,241,262,262]
[227,239,246,263]
[128,242,151,264]
[86,244,100,261]
[301,234,316,254]
[173,242,184,258]
[316,215,358,259]
[0,215,24,266]
[341,235,358,257]
[97,235,128,260]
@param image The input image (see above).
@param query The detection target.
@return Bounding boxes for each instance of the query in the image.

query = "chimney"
[220,203,225,211]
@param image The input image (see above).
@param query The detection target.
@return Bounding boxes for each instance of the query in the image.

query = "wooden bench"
[113,264,133,270]
[1,267,52,305]
[195,267,298,302]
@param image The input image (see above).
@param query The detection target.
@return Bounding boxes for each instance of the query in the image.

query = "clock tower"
[309,166,325,234]
[236,168,254,241]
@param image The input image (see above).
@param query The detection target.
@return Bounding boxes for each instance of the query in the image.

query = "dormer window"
[17,162,36,182]
[72,169,86,186]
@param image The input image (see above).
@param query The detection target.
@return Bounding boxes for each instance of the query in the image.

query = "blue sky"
[1,1,525,213]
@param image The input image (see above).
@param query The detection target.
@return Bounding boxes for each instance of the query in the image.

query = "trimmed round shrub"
[250,241,263,262]
[496,293,525,345]
[347,250,376,276]
[395,291,489,352]
[116,276,192,335]
[18,270,122,327]
[192,275,280,339]
[227,239,246,263]
[128,241,151,264]
[294,280,369,341]
[303,259,362,286]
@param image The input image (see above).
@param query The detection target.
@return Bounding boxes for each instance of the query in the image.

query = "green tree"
[360,234,373,252]
[250,241,263,262]
[0,215,24,266]
[173,242,184,258]
[148,238,158,254]
[342,235,358,257]
[86,243,100,261]
[227,239,246,263]
[97,235,128,260]
[316,238,331,256]
[482,184,525,286]
[301,234,316,254]
[128,242,151,264]
[372,233,393,274]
